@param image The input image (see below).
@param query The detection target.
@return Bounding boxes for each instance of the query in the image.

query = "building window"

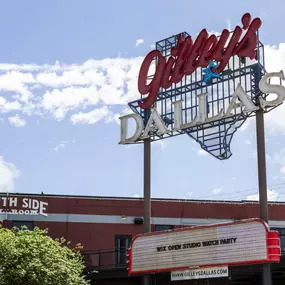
[115,235,132,266]
[155,225,174,232]
[12,221,34,231]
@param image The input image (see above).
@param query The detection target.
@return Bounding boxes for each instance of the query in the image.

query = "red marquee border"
[128,218,280,275]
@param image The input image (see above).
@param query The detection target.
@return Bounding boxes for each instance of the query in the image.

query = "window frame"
[155,225,175,232]
[12,220,35,231]
[114,234,132,266]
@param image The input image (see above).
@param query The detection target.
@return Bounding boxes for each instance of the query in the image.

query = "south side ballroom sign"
[119,13,285,145]
[0,197,48,217]
[127,219,280,275]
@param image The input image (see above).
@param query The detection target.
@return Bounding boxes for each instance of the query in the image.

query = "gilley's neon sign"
[138,13,262,110]
[120,12,285,149]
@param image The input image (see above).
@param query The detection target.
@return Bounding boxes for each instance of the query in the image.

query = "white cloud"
[226,19,232,31]
[245,140,251,145]
[98,85,125,105]
[71,106,110,124]
[153,140,168,150]
[112,106,133,125]
[132,194,141,198]
[212,188,223,195]
[41,86,100,120]
[268,147,285,175]
[37,70,90,87]
[53,143,65,152]
[185,192,193,199]
[8,114,26,127]
[197,149,209,156]
[0,42,283,130]
[208,31,221,37]
[0,63,42,72]
[25,57,142,122]
[263,44,285,134]
[0,156,20,192]
[135,39,144,47]
[240,118,252,132]
[0,97,22,113]
[192,147,210,156]
[51,140,76,152]
[246,188,285,201]
[0,71,34,96]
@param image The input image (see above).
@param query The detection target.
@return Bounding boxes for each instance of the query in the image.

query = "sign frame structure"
[120,13,283,160]
[127,218,280,275]
[120,12,281,285]
[120,13,285,161]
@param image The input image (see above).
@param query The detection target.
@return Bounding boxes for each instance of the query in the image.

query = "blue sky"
[0,0,285,201]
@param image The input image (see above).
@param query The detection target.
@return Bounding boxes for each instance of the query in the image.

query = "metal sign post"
[256,107,272,285]
[143,137,151,285]
[143,138,151,234]
[143,107,152,285]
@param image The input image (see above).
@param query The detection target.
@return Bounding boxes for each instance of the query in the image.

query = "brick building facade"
[1,193,285,284]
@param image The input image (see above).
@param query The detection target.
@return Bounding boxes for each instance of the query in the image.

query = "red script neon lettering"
[137,13,262,110]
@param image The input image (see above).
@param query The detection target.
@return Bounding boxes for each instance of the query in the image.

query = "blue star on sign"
[202,60,221,83]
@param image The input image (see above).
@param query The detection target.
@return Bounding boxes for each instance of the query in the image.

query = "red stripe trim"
[267,231,281,263]
[130,218,268,246]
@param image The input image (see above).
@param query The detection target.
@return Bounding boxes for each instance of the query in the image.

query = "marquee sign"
[127,219,280,275]
[137,13,262,110]
[119,13,285,159]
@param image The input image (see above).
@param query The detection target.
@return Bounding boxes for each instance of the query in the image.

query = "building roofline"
[1,192,285,205]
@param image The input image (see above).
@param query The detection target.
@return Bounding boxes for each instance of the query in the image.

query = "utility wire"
[189,182,285,201]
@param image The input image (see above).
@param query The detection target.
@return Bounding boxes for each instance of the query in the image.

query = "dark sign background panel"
[128,219,280,274]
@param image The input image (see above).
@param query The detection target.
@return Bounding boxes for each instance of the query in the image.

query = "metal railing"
[82,248,128,271]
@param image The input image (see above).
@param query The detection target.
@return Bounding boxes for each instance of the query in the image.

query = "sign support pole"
[255,107,272,285]
[143,137,152,285]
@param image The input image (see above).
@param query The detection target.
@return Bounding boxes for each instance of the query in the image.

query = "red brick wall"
[2,194,285,252]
